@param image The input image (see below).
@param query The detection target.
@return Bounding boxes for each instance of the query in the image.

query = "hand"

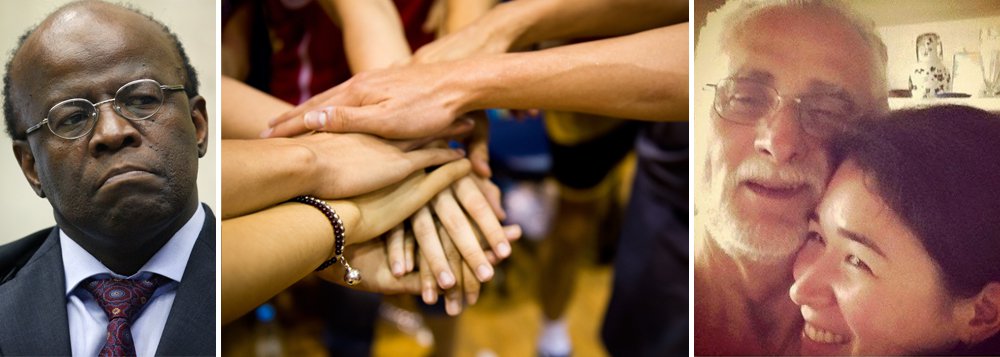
[221,133,468,219]
[301,132,466,199]
[387,189,520,284]
[415,222,482,316]
[437,222,479,316]
[381,214,519,315]
[412,178,520,287]
[337,159,470,245]
[411,2,518,64]
[384,223,415,276]
[316,238,421,295]
[431,183,497,283]
[262,63,472,140]
[457,112,493,178]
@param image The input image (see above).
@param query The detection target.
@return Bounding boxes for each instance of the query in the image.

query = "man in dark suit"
[0,1,215,355]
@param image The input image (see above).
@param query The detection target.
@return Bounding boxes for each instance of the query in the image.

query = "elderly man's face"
[9,5,208,239]
[702,7,882,261]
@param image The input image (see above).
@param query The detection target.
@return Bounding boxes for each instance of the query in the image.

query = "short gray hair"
[694,0,888,104]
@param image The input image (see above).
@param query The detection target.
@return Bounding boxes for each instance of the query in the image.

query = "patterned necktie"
[82,275,166,357]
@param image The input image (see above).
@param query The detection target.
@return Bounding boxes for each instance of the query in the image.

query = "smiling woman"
[790,105,1000,356]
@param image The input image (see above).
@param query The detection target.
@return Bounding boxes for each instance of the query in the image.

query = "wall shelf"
[888,97,1000,112]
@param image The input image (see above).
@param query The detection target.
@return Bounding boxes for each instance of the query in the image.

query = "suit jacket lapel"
[0,228,73,356]
[156,204,216,356]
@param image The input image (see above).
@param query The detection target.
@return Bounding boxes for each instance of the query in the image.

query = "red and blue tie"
[82,275,166,357]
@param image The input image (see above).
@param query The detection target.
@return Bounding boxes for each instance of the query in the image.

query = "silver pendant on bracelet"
[341,256,361,286]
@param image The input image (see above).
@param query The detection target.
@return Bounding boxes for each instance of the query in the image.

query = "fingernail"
[496,241,511,258]
[439,271,455,288]
[467,293,479,305]
[259,127,273,138]
[304,111,327,129]
[391,261,403,276]
[456,148,466,156]
[422,289,435,304]
[504,225,522,239]
[447,299,462,315]
[476,264,494,281]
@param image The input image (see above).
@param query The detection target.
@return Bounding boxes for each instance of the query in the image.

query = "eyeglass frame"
[703,77,862,139]
[24,78,186,140]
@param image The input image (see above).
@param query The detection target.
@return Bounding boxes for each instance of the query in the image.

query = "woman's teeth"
[803,322,848,344]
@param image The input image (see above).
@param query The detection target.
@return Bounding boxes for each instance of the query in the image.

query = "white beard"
[702,196,806,263]
[700,145,821,263]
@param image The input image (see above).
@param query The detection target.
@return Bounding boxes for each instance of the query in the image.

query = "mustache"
[733,158,825,197]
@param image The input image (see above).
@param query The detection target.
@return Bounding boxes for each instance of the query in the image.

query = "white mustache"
[733,158,824,197]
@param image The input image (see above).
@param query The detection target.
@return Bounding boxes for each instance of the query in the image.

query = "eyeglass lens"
[46,80,165,138]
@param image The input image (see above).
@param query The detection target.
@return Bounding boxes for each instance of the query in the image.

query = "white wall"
[0,0,217,244]
[877,15,1000,94]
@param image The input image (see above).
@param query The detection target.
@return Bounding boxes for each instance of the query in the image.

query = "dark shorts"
[548,121,640,190]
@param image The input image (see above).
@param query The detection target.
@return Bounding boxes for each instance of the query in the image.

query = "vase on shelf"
[981,27,1000,97]
[909,33,951,98]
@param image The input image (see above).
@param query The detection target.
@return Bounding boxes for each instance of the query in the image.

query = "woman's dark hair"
[830,105,1000,355]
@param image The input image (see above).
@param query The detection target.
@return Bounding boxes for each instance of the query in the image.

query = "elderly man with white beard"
[692,1,889,355]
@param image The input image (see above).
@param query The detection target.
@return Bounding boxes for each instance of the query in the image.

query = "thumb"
[393,272,423,295]
[264,105,375,138]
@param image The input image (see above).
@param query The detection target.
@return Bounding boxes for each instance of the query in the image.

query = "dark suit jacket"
[0,204,216,356]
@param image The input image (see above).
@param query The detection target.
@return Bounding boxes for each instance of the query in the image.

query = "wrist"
[453,53,517,113]
[478,2,526,51]
[292,196,362,285]
[430,60,484,116]
[494,0,553,49]
[287,139,323,197]
[326,200,361,246]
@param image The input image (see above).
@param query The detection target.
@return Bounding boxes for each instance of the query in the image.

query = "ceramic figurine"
[909,33,951,98]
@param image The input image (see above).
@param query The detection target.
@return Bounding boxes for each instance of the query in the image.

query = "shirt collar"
[61,204,205,295]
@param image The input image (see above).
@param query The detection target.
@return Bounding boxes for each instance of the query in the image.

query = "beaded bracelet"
[290,195,361,285]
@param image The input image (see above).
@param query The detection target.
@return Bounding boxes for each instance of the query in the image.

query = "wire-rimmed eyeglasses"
[25,78,185,140]
[704,78,860,138]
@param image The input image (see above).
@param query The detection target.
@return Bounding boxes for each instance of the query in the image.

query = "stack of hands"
[250,7,535,315]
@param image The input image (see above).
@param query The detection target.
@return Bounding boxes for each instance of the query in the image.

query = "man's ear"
[189,95,209,158]
[12,140,45,198]
[957,282,1000,346]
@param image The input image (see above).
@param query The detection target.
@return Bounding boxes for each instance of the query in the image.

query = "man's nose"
[753,100,807,164]
[88,101,141,155]
[789,249,837,308]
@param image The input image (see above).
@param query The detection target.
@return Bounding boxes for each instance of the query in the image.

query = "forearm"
[221,139,316,219]
[221,76,294,139]
[221,200,361,324]
[443,0,496,34]
[331,0,412,72]
[221,2,254,80]
[457,24,688,121]
[481,0,685,50]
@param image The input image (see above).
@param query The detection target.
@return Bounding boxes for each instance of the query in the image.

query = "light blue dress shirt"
[61,205,205,357]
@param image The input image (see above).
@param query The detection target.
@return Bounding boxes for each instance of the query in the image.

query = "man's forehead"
[15,4,175,81]
[719,19,879,109]
[31,5,157,53]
